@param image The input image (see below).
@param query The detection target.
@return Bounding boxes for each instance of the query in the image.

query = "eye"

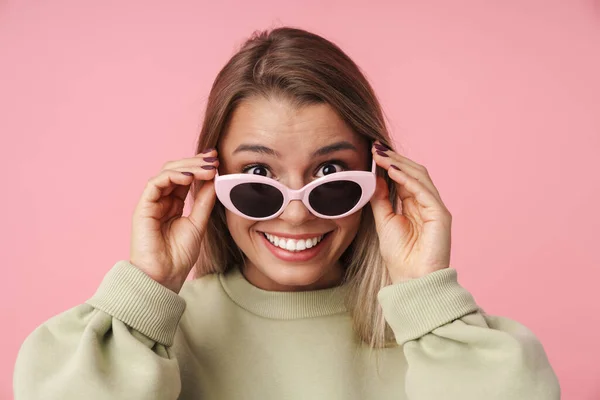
[316,161,347,178]
[242,164,273,178]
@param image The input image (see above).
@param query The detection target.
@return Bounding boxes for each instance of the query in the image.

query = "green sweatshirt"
[14,260,560,399]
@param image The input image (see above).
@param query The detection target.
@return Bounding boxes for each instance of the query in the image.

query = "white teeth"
[264,233,325,252]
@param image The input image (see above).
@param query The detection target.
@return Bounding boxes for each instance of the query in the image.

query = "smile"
[262,232,326,251]
[257,230,333,261]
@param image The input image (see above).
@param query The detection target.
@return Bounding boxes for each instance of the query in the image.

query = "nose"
[278,176,317,225]
[278,198,316,225]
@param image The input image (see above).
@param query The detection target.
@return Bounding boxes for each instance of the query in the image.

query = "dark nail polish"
[182,171,194,176]
[201,147,215,154]
[201,165,217,170]
[390,164,401,170]
[376,150,389,157]
[374,144,389,152]
[202,156,218,162]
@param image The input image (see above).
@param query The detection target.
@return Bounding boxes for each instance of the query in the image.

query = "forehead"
[220,97,363,156]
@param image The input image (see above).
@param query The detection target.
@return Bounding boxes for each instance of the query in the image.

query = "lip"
[258,231,332,262]
[260,231,331,240]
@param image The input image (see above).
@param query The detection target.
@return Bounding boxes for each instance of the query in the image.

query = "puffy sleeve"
[14,261,187,400]
[377,268,561,400]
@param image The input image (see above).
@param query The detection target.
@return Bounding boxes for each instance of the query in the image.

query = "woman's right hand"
[129,148,219,293]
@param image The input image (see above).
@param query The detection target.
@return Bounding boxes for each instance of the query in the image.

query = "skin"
[129,95,451,294]
[217,96,370,292]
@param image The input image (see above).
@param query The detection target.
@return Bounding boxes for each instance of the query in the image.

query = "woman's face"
[218,96,370,292]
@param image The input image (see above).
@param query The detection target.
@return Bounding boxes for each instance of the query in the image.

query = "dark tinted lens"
[308,180,362,216]
[230,183,284,218]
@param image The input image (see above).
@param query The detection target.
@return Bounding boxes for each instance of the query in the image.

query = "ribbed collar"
[218,266,350,320]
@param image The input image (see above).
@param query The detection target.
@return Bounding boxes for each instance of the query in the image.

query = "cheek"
[335,213,362,238]
[225,211,255,245]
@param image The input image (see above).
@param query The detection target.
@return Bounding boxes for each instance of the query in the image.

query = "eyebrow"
[232,140,359,158]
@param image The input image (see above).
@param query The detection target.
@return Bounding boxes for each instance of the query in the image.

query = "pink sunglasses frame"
[214,158,377,221]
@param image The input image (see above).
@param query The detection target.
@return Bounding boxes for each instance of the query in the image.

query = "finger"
[162,151,219,200]
[372,146,443,203]
[387,165,443,210]
[369,175,396,229]
[187,178,216,235]
[372,151,413,202]
[168,163,219,201]
[373,141,422,170]
[143,168,217,204]
[160,194,186,222]
[161,148,218,171]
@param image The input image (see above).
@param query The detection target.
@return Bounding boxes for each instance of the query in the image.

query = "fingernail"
[374,143,390,152]
[201,165,217,170]
[376,150,389,157]
[182,171,194,176]
[202,156,218,162]
[201,147,215,154]
[390,164,401,170]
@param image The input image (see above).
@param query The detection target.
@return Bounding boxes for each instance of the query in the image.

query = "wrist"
[146,273,185,294]
[129,261,185,294]
[388,266,450,285]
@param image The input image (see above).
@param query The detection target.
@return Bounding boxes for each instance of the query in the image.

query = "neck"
[218,265,350,320]
[240,260,345,292]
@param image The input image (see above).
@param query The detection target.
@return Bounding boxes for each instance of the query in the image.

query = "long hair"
[191,26,399,350]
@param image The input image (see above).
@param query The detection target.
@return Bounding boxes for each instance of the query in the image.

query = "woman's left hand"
[369,141,452,284]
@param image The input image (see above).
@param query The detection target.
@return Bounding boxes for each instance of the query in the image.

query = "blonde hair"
[191,26,399,350]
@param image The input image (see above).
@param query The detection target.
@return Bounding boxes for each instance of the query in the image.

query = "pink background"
[2,1,599,399]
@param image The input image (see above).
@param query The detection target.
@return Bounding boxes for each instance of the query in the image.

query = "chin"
[248,261,337,291]
[273,263,326,284]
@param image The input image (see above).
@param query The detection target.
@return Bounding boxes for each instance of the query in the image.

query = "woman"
[14,27,560,399]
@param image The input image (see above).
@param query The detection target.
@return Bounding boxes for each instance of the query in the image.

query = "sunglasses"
[214,158,377,221]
